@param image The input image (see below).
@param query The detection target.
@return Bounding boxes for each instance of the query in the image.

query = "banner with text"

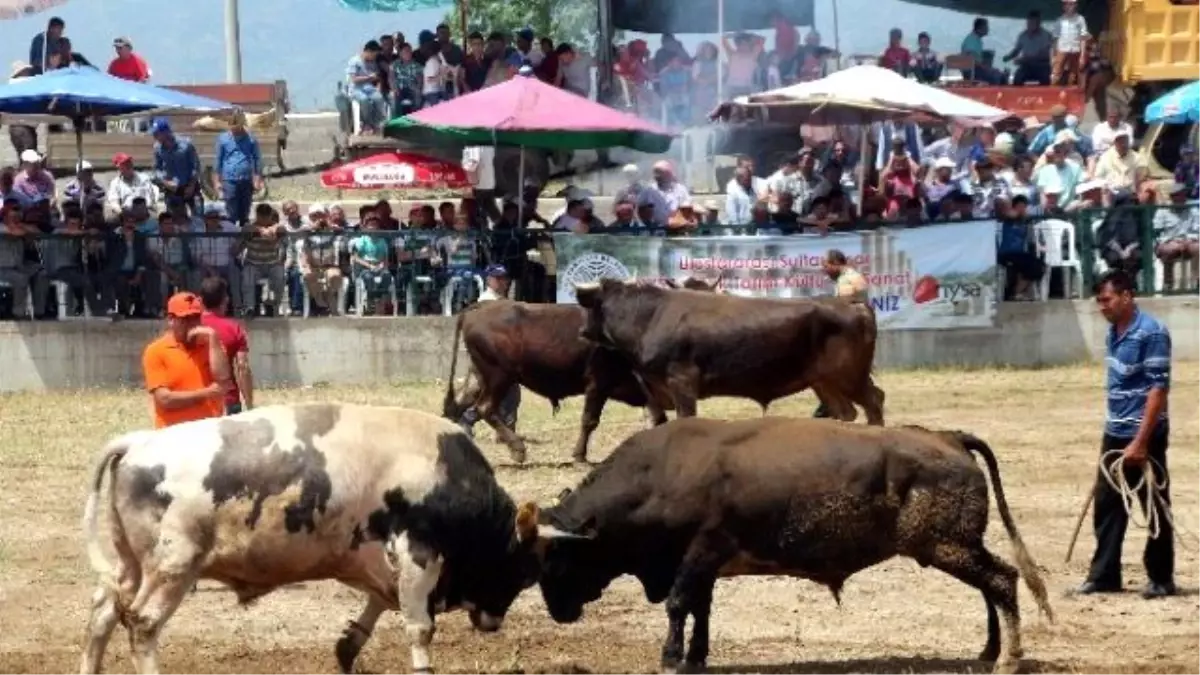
[553,221,999,331]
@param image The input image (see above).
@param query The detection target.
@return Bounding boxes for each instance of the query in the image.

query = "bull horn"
[573,281,601,293]
[515,502,539,542]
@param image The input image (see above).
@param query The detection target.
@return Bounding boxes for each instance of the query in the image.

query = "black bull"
[517,419,1055,674]
[441,278,724,465]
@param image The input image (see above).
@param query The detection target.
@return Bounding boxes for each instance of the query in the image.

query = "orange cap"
[166,292,203,318]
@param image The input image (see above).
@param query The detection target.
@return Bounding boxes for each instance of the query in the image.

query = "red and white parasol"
[320,151,470,192]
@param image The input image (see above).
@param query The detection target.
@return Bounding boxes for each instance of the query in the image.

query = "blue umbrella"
[1145,80,1200,125]
[0,66,233,117]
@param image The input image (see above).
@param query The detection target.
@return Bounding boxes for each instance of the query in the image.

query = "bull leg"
[477,385,527,464]
[856,378,886,426]
[573,382,610,465]
[124,572,194,674]
[392,534,444,674]
[980,593,1001,663]
[335,595,388,674]
[662,534,729,673]
[80,586,121,674]
[929,543,1021,674]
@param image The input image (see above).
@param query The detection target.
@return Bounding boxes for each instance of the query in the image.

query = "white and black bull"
[80,403,544,674]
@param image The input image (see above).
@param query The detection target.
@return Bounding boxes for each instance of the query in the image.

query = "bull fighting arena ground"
[0,364,1196,674]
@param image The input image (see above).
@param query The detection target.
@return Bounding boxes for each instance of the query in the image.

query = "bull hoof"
[571,454,589,469]
[992,657,1020,675]
[334,635,359,674]
[509,448,527,465]
[978,644,1000,663]
[413,668,433,674]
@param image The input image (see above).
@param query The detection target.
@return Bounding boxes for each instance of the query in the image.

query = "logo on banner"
[353,163,416,186]
[560,253,632,299]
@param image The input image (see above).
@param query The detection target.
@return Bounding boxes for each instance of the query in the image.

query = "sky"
[0,0,1024,112]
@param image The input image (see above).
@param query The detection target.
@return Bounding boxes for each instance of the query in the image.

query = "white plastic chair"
[355,275,399,317]
[301,274,349,317]
[441,273,485,316]
[50,280,89,319]
[1034,219,1083,300]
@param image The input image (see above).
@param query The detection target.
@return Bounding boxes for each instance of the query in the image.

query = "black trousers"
[1087,427,1174,586]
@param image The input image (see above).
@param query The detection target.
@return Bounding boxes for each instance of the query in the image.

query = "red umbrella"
[320,151,470,191]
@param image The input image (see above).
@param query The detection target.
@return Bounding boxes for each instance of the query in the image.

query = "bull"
[573,278,885,424]
[516,418,1054,674]
[442,276,724,466]
[80,403,544,675]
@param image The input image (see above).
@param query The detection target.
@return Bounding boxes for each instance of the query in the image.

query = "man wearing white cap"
[1153,183,1199,289]
[297,203,344,315]
[1092,128,1146,204]
[12,150,55,205]
[614,163,670,225]
[62,161,106,211]
[1034,131,1085,207]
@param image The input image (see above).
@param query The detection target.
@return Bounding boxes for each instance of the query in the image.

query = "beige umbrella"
[0,0,69,21]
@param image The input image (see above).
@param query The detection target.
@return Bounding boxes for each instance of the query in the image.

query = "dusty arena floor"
[1,364,1197,674]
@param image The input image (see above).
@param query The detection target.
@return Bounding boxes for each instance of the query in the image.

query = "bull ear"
[516,501,540,542]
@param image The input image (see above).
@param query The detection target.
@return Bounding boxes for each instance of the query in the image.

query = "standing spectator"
[421,40,447,107]
[722,33,764,98]
[1077,269,1175,599]
[298,204,344,316]
[1091,108,1134,157]
[457,264,520,438]
[1175,144,1198,199]
[62,161,106,211]
[151,118,203,214]
[390,42,424,115]
[346,40,387,134]
[997,195,1045,300]
[28,16,65,74]
[437,23,465,97]
[691,42,720,113]
[559,44,592,98]
[910,32,942,84]
[658,56,691,127]
[1007,155,1042,210]
[461,32,490,95]
[212,110,262,227]
[514,28,544,68]
[240,202,287,317]
[925,157,960,219]
[1153,183,1199,288]
[1003,11,1053,85]
[878,28,911,76]
[199,276,254,415]
[376,33,397,101]
[107,37,151,82]
[141,291,230,429]
[12,150,55,205]
[107,153,158,214]
[534,37,561,86]
[462,144,499,224]
[1052,0,1089,86]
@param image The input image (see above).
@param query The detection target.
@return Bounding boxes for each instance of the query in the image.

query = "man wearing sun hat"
[141,291,232,428]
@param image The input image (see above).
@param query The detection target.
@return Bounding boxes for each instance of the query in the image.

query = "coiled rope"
[1065,449,1186,563]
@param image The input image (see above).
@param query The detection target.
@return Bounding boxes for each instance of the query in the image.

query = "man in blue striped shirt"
[1078,270,1175,599]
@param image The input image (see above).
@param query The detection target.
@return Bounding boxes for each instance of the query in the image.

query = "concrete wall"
[2,297,1196,392]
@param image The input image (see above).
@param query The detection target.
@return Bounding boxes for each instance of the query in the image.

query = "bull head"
[515,502,593,543]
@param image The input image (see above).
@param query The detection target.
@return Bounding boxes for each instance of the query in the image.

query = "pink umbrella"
[320,151,469,192]
[0,0,68,21]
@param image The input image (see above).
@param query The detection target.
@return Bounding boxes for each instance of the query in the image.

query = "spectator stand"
[1070,202,1200,297]
[43,81,291,192]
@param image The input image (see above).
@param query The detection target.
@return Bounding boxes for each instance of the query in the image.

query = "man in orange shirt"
[142,292,231,428]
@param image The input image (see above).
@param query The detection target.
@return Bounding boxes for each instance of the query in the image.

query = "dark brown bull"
[442,277,724,465]
[573,278,885,424]
[517,418,1055,674]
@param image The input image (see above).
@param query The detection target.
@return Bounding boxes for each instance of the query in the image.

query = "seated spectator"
[937,191,976,221]
[1175,144,1197,199]
[13,150,54,206]
[667,202,701,235]
[910,32,942,83]
[1069,179,1106,213]
[700,201,721,228]
[960,17,1007,84]
[770,193,802,232]
[968,157,1012,219]
[878,28,911,76]
[800,195,843,235]
[346,40,387,134]
[329,203,355,232]
[105,210,153,319]
[298,204,344,316]
[128,196,159,235]
[515,27,544,68]
[191,204,240,310]
[925,157,960,219]
[767,154,806,212]
[608,201,637,229]
[108,37,150,82]
[240,202,287,317]
[347,212,395,315]
[63,160,106,211]
[50,208,106,316]
[553,198,590,233]
[1035,140,1085,208]
[1003,11,1052,85]
[29,16,65,74]
[1030,105,1093,158]
[0,200,41,319]
[389,42,424,116]
[1051,0,1089,86]
[1091,108,1134,157]
[898,197,926,225]
[107,153,159,215]
[636,197,663,229]
[1094,194,1143,280]
[147,208,193,302]
[435,211,485,307]
[997,195,1045,300]
[725,166,759,226]
[879,150,921,218]
[650,160,691,221]
[1093,129,1147,205]
[1153,183,1199,288]
[750,201,772,231]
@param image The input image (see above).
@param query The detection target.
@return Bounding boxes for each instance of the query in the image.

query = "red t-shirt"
[774,18,799,59]
[880,46,911,72]
[201,311,248,406]
[108,54,150,82]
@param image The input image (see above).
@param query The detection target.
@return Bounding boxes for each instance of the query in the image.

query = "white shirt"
[422,53,445,95]
[1054,14,1089,53]
[1091,121,1134,156]
[192,222,240,268]
[553,213,584,233]
[106,173,159,213]
[462,146,496,191]
[479,286,505,301]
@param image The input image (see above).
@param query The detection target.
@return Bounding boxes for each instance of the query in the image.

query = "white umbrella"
[0,0,68,21]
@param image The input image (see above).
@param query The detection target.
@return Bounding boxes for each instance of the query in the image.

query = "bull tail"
[953,431,1055,624]
[443,312,466,419]
[83,432,147,584]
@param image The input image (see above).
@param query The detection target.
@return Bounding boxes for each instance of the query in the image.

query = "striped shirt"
[1105,308,1171,438]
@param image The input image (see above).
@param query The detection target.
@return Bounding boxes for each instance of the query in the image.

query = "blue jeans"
[286,266,305,313]
[351,89,387,130]
[221,179,254,227]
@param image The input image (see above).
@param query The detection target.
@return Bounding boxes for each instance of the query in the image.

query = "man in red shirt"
[879,28,911,76]
[108,37,151,82]
[198,276,254,415]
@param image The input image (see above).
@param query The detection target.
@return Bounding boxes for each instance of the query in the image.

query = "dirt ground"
[0,364,1196,674]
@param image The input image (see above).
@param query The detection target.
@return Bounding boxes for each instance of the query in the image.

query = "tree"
[445,0,599,50]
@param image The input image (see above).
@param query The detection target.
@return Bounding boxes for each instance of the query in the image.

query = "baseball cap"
[1168,182,1189,195]
[166,292,203,318]
[516,27,534,41]
[203,203,225,217]
[76,160,93,172]
[113,37,132,49]
[150,118,172,135]
[19,149,40,163]
[112,152,133,166]
[1077,179,1106,193]
[307,202,327,215]
[484,263,509,278]
[1053,128,1078,145]
[933,156,956,170]
[1042,184,1063,195]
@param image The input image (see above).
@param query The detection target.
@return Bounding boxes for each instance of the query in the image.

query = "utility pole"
[224,0,243,83]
